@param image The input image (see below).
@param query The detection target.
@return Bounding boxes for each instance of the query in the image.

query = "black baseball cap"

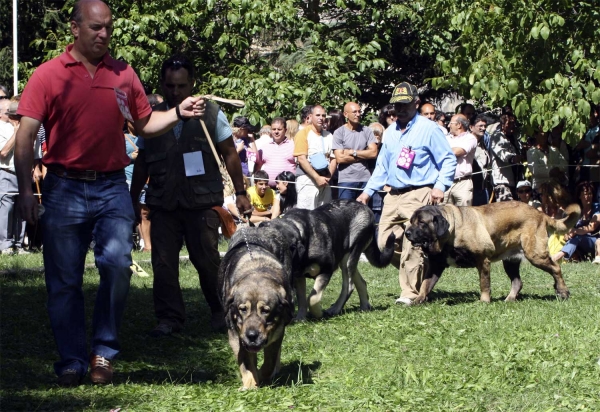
[390,82,418,104]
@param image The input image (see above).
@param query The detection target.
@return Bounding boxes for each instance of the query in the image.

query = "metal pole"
[13,0,18,95]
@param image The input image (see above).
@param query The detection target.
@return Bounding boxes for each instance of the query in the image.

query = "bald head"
[70,0,109,23]
[449,114,470,136]
[69,0,112,63]
[344,102,362,127]
[420,103,436,120]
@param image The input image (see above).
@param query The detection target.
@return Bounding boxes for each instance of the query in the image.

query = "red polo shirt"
[18,45,152,171]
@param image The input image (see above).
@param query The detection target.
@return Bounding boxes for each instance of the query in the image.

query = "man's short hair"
[472,114,488,126]
[300,105,313,123]
[254,170,269,182]
[458,103,475,114]
[160,55,195,80]
[271,117,286,127]
[0,84,8,95]
[434,110,446,122]
[147,94,163,107]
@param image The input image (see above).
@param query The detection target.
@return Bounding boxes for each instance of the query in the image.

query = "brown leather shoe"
[89,354,113,384]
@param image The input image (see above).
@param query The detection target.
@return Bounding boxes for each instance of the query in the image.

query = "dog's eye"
[238,306,248,314]
[260,307,270,315]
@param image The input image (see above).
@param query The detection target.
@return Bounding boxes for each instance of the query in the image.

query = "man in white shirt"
[444,114,477,206]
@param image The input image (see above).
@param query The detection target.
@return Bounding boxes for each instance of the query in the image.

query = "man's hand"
[131,150,139,161]
[19,192,39,225]
[236,194,252,218]
[430,188,444,204]
[315,175,329,188]
[179,96,206,119]
[356,192,370,205]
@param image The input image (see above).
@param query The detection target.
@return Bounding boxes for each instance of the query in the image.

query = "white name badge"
[114,87,134,122]
[183,151,206,176]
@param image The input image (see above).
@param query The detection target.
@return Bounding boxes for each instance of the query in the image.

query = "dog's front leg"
[259,332,284,384]
[229,330,259,390]
[477,259,492,303]
[413,258,443,305]
[294,276,308,321]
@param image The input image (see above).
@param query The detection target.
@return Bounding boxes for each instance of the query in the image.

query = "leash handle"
[202,95,245,108]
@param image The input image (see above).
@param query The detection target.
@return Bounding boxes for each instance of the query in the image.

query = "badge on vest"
[114,88,134,122]
[183,151,206,176]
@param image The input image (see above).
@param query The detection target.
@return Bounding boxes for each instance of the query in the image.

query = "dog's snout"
[245,329,259,342]
[405,229,413,241]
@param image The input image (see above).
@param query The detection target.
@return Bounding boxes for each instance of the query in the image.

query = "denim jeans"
[41,171,134,377]
[337,181,367,201]
[0,170,26,250]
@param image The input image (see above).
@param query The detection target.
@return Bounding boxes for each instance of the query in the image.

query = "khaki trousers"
[443,179,473,206]
[377,186,432,299]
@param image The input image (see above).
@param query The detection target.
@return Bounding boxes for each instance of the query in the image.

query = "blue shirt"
[364,114,456,197]
[124,133,139,182]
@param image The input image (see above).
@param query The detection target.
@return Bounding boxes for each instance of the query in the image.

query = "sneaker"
[1,248,14,255]
[149,323,178,338]
[130,261,150,277]
[16,248,31,255]
[56,369,82,387]
[139,239,145,251]
[89,354,113,384]
[593,256,600,265]
[395,296,414,306]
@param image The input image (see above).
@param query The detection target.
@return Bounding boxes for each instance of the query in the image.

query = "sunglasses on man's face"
[0,96,8,100]
[517,189,532,194]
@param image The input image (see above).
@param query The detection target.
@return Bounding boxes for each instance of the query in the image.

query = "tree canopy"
[2,0,599,143]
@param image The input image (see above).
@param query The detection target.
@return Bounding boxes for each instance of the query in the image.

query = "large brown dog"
[218,226,295,389]
[404,201,580,304]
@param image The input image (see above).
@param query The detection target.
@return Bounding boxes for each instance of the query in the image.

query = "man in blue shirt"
[357,82,456,305]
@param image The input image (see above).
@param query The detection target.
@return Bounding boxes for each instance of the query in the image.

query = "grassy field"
[1,248,600,411]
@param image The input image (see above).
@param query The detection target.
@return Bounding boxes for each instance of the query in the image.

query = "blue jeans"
[338,181,367,201]
[41,172,134,377]
[560,234,597,260]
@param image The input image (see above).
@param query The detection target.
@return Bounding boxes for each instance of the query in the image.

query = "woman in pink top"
[255,117,296,188]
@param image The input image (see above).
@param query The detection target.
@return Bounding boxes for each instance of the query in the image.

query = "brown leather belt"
[47,165,124,181]
[454,175,472,183]
[0,168,16,175]
[389,184,433,195]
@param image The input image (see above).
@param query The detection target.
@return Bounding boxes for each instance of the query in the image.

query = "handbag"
[201,119,237,238]
[308,133,330,174]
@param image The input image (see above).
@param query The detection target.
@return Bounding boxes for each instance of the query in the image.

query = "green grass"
[1,249,600,411]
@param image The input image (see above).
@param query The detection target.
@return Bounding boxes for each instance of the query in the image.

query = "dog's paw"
[359,302,373,312]
[323,308,338,318]
[411,296,428,305]
[479,295,491,303]
[556,289,570,300]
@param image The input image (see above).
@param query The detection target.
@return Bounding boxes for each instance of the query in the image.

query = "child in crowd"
[223,175,250,224]
[248,170,278,223]
[271,171,297,219]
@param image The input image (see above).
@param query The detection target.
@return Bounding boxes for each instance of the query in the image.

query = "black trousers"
[150,207,222,329]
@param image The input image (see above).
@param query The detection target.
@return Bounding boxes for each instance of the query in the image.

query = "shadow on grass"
[0,392,126,412]
[270,360,322,387]
[0,271,236,392]
[427,290,563,305]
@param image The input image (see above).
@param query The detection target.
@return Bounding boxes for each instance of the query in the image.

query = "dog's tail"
[547,203,581,234]
[364,233,396,268]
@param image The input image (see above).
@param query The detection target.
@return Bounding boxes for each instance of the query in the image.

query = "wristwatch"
[352,150,357,158]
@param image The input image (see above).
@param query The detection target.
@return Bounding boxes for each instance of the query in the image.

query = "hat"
[516,180,532,189]
[233,116,252,129]
[390,82,418,104]
[6,101,19,116]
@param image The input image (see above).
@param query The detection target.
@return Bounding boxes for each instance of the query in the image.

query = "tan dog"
[218,227,294,389]
[404,201,580,304]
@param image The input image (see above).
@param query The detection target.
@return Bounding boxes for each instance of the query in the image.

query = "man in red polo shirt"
[14,0,206,387]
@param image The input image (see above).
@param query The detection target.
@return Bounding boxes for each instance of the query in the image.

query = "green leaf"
[508,79,518,94]
[530,26,539,39]
[540,26,550,40]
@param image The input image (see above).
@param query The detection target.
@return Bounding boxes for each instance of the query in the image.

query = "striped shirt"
[257,138,296,186]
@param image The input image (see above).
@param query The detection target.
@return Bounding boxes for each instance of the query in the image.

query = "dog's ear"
[433,213,449,238]
[279,295,294,325]
[223,294,236,328]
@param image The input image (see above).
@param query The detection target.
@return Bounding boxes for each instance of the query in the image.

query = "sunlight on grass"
[1,249,599,411]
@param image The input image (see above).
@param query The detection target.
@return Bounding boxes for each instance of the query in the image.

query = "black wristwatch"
[235,190,247,196]
[175,104,189,122]
[352,150,358,158]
